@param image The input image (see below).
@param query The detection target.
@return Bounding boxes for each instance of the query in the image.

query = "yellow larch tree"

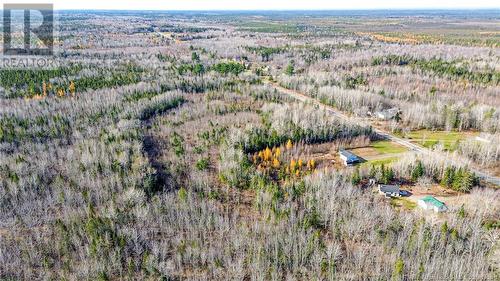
[290,159,296,173]
[258,151,264,162]
[272,158,280,169]
[69,81,76,96]
[42,81,47,97]
[57,88,65,97]
[274,147,281,158]
[263,147,272,162]
[307,159,316,170]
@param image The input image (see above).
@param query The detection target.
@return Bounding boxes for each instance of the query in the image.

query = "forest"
[0,9,499,281]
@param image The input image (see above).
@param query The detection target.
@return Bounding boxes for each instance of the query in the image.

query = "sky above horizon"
[2,0,499,10]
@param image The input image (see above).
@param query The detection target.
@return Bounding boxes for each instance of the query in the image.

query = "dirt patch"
[280,141,358,171]
[407,184,460,197]
[487,165,500,178]
[404,184,468,212]
[351,146,379,158]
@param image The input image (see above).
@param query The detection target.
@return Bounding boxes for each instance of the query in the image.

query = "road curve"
[266,80,500,187]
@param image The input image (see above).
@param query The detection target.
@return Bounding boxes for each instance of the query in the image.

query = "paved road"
[266,80,500,187]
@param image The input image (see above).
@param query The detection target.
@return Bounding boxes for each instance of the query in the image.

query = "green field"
[363,157,399,167]
[356,141,407,167]
[372,140,408,154]
[404,130,477,150]
[390,198,417,210]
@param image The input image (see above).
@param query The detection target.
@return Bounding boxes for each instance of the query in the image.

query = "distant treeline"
[0,64,143,99]
[176,61,246,76]
[371,54,500,85]
[244,45,288,61]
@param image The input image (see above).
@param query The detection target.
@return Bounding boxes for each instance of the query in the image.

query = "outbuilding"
[418,196,447,212]
[339,149,360,166]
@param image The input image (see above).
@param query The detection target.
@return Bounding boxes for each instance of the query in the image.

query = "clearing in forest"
[403,130,478,151]
[350,140,409,166]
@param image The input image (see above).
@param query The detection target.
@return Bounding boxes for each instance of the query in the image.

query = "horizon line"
[55,7,500,11]
[2,8,499,12]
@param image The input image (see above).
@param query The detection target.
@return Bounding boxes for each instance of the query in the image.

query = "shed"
[378,184,400,198]
[338,149,360,166]
[418,196,447,212]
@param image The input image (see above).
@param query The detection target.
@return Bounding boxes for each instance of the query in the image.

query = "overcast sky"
[2,0,499,10]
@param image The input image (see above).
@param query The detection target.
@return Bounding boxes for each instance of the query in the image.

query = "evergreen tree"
[380,164,394,184]
[440,166,455,187]
[458,205,466,218]
[351,167,361,185]
[441,221,449,240]
[411,160,425,182]
[380,164,387,184]
[459,170,475,193]
[193,63,205,75]
[452,168,464,191]
[285,61,295,75]
[394,111,402,123]
[386,168,395,183]
[191,52,200,61]
[369,164,377,179]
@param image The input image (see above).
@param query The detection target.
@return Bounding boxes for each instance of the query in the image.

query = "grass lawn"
[362,156,399,167]
[355,141,407,167]
[390,198,417,210]
[404,130,477,151]
[372,140,408,154]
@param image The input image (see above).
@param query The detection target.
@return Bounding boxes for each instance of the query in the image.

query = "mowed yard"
[350,140,409,166]
[386,184,482,222]
[402,130,479,151]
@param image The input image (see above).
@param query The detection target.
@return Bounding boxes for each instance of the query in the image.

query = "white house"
[375,108,399,120]
[378,184,400,198]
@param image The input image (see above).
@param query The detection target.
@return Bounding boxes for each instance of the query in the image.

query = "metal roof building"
[418,196,447,212]
[339,149,360,166]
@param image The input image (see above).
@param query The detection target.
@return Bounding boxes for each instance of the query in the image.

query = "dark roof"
[339,149,359,163]
[379,184,400,194]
